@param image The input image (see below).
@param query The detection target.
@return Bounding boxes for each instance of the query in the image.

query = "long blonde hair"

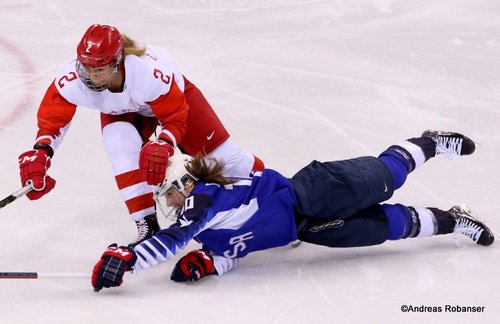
[121,34,147,56]
[186,154,236,186]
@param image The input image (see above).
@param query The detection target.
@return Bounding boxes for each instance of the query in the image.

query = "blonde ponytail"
[121,34,147,56]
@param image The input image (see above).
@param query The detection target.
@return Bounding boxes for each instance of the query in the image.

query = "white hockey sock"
[396,141,427,171]
[412,206,438,237]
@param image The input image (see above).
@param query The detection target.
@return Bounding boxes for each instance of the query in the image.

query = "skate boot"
[449,205,494,246]
[129,214,161,248]
[422,130,475,157]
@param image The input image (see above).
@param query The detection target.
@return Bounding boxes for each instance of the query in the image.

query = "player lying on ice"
[92,130,494,292]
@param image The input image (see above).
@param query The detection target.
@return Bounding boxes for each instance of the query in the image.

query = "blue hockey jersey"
[133,169,298,272]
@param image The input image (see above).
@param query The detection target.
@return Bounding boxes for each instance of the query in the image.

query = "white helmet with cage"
[153,154,197,219]
[154,154,197,198]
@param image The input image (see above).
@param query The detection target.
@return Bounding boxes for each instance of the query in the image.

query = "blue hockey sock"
[378,137,435,189]
[378,150,409,190]
[383,205,451,240]
[382,204,414,240]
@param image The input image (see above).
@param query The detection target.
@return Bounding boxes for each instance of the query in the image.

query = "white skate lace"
[133,220,150,243]
[454,215,483,243]
[435,136,463,157]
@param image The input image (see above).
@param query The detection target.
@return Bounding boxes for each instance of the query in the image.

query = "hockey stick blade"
[0,183,33,209]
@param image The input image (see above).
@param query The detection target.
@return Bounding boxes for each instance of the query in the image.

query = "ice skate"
[129,214,161,247]
[422,130,475,157]
[449,205,494,246]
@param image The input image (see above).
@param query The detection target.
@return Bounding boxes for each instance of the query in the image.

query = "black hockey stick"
[0,272,90,279]
[0,182,33,209]
[0,272,37,279]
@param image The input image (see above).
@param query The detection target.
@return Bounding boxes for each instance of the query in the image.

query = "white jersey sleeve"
[212,255,239,276]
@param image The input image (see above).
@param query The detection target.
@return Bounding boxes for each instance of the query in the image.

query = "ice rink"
[1,0,499,323]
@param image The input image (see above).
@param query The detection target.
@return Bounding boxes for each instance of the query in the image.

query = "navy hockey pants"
[290,156,395,248]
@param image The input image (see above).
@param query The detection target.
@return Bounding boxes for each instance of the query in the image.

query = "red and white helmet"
[77,24,123,67]
[75,24,124,91]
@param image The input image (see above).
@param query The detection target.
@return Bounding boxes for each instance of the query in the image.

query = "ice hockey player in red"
[17,24,263,245]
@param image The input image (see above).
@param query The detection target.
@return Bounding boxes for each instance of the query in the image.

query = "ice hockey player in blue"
[92,130,494,292]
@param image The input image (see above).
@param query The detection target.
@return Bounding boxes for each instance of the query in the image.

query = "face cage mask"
[153,174,196,222]
[75,59,119,92]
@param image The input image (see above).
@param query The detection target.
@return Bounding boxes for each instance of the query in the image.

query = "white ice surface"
[0,1,499,323]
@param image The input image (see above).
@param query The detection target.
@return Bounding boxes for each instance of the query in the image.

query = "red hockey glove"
[139,140,174,185]
[18,149,56,200]
[92,244,137,292]
[171,249,215,282]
